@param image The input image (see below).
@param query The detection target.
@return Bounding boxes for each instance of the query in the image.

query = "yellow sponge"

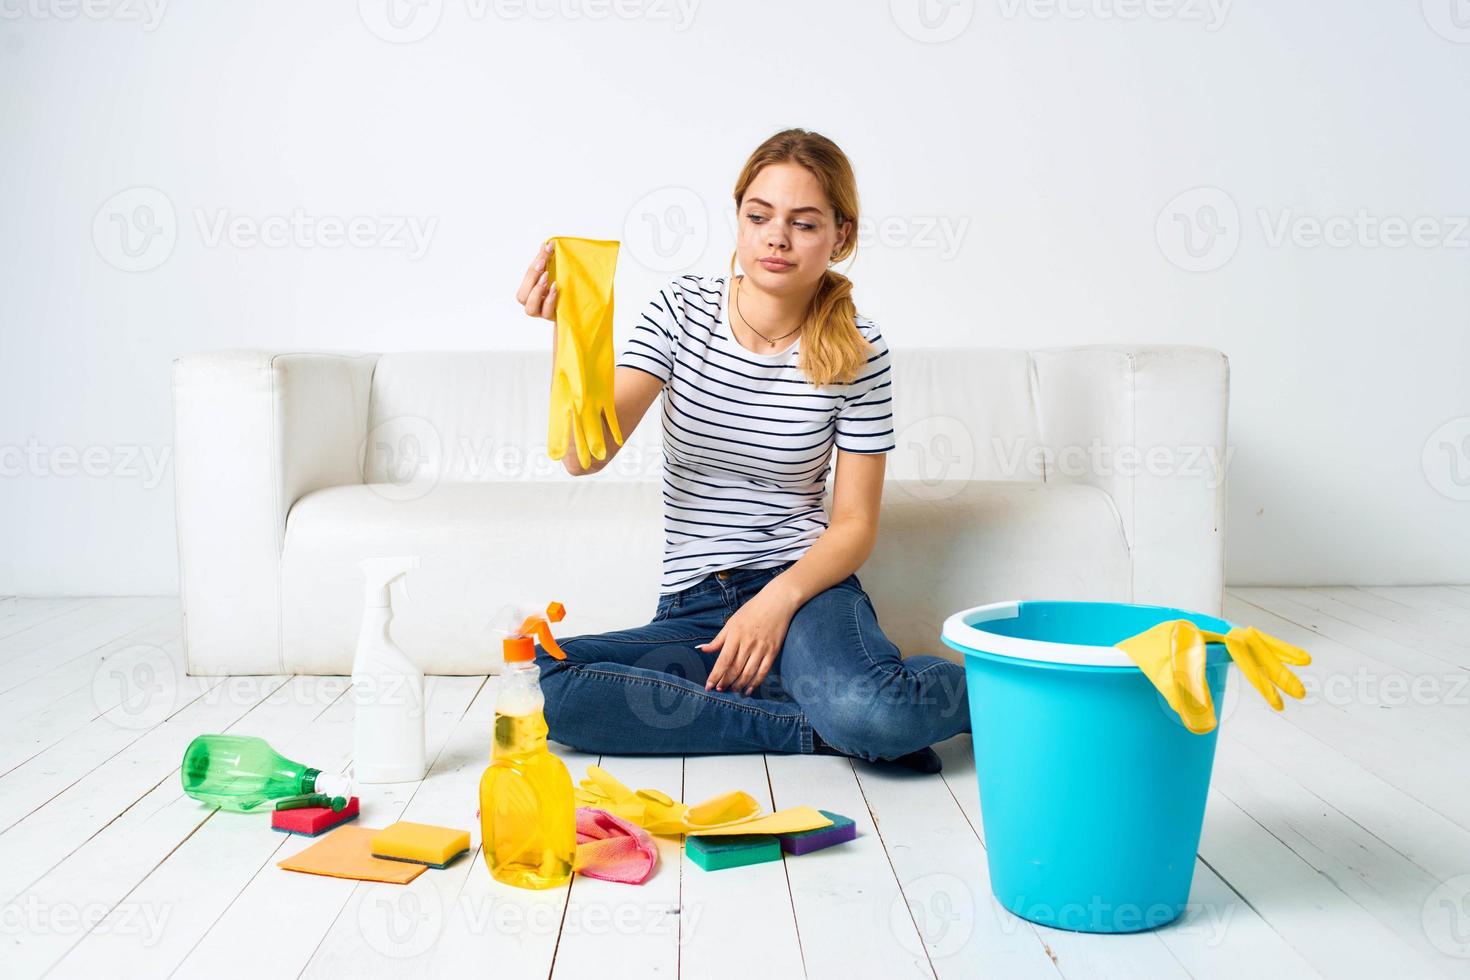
[370,821,471,869]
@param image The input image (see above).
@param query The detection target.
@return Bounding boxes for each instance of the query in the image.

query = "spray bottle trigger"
[516,601,567,660]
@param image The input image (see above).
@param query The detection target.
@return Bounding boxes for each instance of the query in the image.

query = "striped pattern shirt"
[615,274,896,594]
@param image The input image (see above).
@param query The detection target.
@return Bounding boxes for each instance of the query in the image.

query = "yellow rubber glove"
[571,765,829,837]
[1220,625,1310,711]
[1116,619,1218,734]
[1115,621,1312,734]
[545,236,624,470]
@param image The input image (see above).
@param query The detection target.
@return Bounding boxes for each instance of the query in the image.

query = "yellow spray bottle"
[479,601,576,890]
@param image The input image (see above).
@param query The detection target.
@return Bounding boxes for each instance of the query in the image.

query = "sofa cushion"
[279,477,1128,674]
[361,348,1044,487]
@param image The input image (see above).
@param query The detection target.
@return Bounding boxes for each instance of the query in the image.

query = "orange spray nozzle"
[503,601,567,662]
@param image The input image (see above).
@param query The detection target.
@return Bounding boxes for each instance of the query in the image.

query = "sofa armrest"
[1031,345,1229,615]
[171,351,378,673]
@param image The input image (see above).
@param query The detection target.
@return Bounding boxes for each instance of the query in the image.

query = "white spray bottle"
[353,556,426,784]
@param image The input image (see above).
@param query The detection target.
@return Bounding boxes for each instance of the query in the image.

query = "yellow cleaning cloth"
[685,807,833,837]
[278,826,425,884]
[1116,621,1311,734]
[573,765,831,838]
[545,236,623,470]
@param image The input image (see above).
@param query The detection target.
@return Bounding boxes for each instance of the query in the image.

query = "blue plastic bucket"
[940,600,1232,934]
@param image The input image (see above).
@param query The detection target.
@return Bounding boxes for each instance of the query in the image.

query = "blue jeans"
[534,561,971,761]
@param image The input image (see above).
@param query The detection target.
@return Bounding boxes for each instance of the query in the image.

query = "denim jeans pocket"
[651,592,680,622]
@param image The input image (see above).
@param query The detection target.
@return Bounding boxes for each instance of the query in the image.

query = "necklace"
[732,276,802,349]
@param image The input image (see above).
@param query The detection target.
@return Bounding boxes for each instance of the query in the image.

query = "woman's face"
[736,162,851,296]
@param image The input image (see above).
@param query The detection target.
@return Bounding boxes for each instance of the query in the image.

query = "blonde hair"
[729,128,869,388]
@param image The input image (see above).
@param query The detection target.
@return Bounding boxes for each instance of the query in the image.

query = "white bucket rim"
[941,600,1227,669]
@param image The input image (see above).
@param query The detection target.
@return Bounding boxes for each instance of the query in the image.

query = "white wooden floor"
[2,588,1469,979]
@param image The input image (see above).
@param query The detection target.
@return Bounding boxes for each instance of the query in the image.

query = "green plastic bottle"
[180,734,350,812]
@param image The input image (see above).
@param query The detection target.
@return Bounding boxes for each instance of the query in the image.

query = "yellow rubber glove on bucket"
[1116,621,1311,734]
[545,236,623,470]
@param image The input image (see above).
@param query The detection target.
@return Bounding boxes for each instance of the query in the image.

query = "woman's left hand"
[699,587,797,696]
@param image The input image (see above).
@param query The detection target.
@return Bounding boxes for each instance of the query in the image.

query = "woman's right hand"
[516,241,559,321]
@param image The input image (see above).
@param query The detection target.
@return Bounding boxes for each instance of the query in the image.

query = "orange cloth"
[277,826,425,884]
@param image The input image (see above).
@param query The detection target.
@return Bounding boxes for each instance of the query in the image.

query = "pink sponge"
[272,797,360,837]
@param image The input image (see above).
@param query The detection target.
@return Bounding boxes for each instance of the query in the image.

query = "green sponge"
[685,833,781,872]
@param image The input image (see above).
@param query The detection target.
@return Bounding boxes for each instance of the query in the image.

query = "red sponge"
[271,797,360,836]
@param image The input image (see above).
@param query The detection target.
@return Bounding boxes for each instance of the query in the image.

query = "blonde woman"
[517,129,969,772]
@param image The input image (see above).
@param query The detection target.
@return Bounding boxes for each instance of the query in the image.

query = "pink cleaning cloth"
[573,806,658,884]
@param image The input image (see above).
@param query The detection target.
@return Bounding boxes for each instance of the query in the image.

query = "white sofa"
[171,346,1229,676]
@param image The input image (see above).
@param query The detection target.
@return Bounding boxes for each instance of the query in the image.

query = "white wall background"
[1,0,1467,595]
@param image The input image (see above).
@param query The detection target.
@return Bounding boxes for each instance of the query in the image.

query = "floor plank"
[163,677,483,979]
[679,753,805,980]
[1300,587,1470,671]
[7,586,1469,979]
[0,597,91,640]
[1223,592,1470,830]
[423,737,600,978]
[766,752,933,979]
[297,676,495,978]
[550,752,684,980]
[0,598,178,693]
[1212,724,1460,976]
[1197,787,1439,978]
[0,605,181,732]
[0,633,206,836]
[9,676,347,976]
[0,608,185,777]
[854,742,1060,978]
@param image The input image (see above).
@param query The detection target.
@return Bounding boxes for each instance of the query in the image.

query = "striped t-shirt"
[615,274,896,594]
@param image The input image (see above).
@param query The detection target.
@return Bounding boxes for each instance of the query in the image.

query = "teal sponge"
[686,833,781,872]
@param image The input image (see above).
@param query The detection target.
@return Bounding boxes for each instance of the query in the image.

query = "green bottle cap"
[275,793,329,811]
